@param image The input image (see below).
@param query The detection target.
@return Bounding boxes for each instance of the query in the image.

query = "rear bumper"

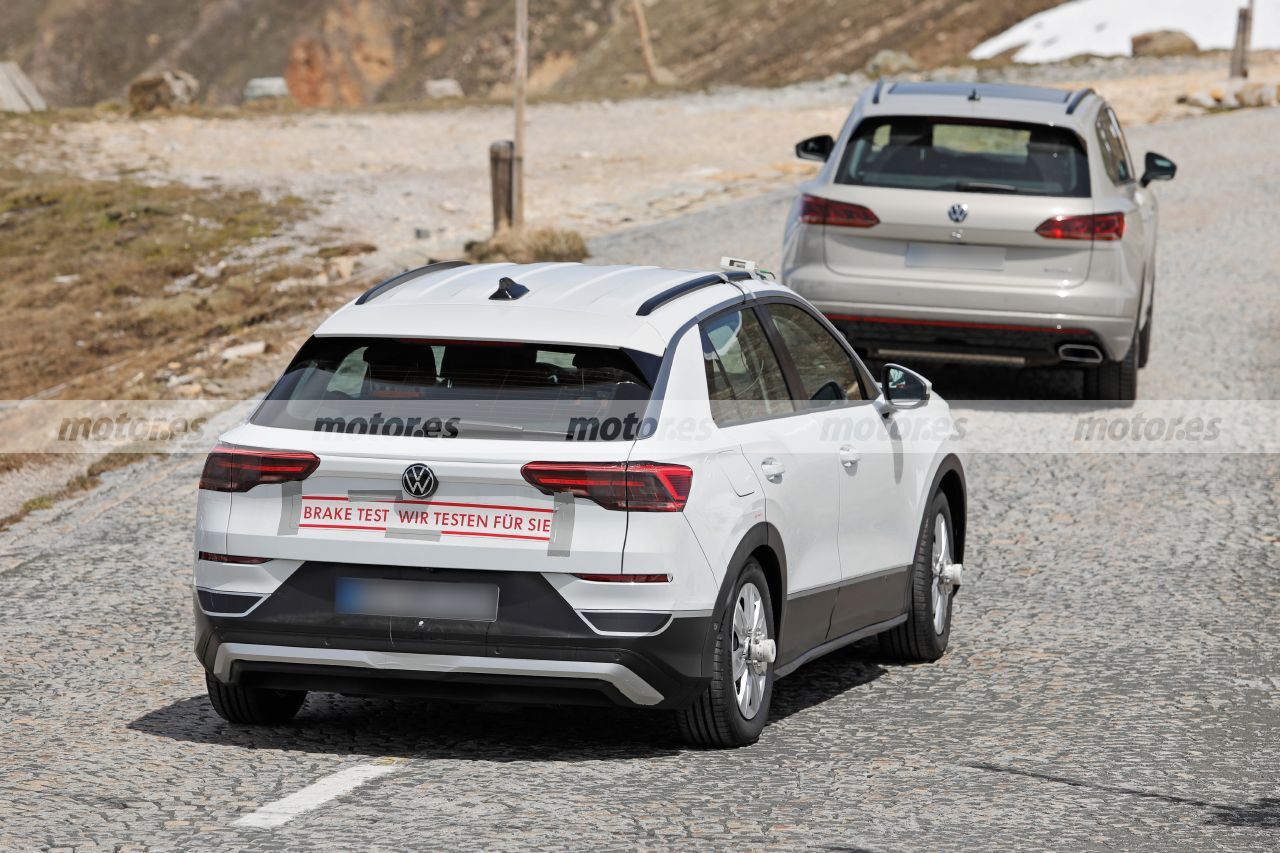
[194,561,713,710]
[785,263,1138,362]
[826,313,1112,367]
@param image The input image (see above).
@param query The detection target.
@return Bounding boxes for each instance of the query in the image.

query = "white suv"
[193,261,966,747]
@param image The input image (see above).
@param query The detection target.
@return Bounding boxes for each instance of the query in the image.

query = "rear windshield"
[837,116,1090,197]
[252,337,655,441]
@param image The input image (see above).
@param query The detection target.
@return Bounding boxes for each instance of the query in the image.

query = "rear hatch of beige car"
[815,115,1096,289]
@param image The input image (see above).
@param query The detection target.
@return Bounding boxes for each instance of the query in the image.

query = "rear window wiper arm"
[954,181,1020,194]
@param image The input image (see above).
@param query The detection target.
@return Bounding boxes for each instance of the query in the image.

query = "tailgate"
[223,433,629,575]
[819,184,1094,288]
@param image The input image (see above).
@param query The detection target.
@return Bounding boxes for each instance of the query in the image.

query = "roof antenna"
[968,88,980,102]
[490,276,530,300]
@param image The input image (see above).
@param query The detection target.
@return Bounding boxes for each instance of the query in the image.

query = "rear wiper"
[954,181,1020,194]
[451,419,568,438]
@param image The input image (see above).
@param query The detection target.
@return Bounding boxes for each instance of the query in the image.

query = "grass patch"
[0,452,143,531]
[464,226,589,265]
[0,118,318,399]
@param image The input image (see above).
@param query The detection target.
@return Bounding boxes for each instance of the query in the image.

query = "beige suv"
[782,81,1176,401]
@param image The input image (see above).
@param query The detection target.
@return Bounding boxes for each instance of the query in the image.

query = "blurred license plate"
[335,578,499,622]
[905,243,1006,271]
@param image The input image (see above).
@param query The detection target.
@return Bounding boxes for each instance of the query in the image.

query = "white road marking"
[233,759,406,829]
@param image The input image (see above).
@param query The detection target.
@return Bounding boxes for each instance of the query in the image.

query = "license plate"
[335,578,500,621]
[905,243,1006,271]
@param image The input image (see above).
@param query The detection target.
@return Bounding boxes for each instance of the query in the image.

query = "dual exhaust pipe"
[1058,343,1104,364]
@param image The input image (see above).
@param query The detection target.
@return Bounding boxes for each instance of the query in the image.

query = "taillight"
[1036,212,1125,241]
[799,194,879,228]
[521,462,693,512]
[199,444,319,493]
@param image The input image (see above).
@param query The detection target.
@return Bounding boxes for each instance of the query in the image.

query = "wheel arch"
[701,522,788,673]
[931,454,967,563]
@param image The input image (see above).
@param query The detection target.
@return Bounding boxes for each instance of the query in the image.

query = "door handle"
[838,446,861,469]
[759,458,786,482]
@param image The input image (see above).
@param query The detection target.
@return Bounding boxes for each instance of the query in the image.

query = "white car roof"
[315,262,791,355]
[858,81,1101,132]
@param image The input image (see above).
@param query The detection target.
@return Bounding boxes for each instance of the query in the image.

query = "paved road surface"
[2,109,1277,850]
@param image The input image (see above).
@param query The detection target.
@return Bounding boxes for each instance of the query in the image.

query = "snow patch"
[972,0,1280,64]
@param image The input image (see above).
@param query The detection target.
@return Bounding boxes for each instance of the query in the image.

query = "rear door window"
[701,309,794,425]
[252,337,653,441]
[837,116,1090,197]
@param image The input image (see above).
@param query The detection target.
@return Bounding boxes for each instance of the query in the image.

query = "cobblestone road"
[1,109,1277,850]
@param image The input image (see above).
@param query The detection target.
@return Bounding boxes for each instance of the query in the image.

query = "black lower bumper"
[827,314,1107,367]
[194,561,713,710]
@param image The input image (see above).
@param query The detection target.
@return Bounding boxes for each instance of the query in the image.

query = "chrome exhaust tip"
[1058,344,1104,364]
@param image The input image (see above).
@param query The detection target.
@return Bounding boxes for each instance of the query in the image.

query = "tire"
[205,672,306,725]
[879,492,956,663]
[1083,334,1138,403]
[677,560,775,748]
[1137,302,1153,369]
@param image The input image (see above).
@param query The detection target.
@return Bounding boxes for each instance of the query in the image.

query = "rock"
[1237,82,1276,108]
[242,77,290,101]
[172,383,204,399]
[865,49,916,77]
[424,77,463,99]
[285,0,398,108]
[127,70,199,113]
[652,67,678,86]
[1180,91,1218,109]
[1131,30,1199,58]
[221,341,267,361]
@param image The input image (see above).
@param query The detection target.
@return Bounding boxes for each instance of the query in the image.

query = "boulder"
[1237,81,1276,108]
[1131,30,1199,58]
[127,70,199,113]
[865,49,916,77]
[424,77,464,99]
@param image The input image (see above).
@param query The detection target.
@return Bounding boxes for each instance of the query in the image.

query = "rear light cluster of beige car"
[799,194,879,228]
[1036,212,1126,241]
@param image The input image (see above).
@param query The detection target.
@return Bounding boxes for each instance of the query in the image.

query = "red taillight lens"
[199,444,319,493]
[521,462,693,512]
[197,552,271,564]
[572,573,671,583]
[799,194,879,228]
[1036,212,1125,241]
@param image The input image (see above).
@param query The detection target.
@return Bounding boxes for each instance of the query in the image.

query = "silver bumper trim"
[213,642,665,706]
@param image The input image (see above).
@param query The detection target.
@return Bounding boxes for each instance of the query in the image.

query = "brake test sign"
[298,495,554,542]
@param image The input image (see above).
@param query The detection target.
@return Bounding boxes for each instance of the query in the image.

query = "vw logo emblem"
[948,203,969,223]
[401,464,438,499]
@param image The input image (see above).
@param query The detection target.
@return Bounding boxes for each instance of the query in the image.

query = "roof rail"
[1065,87,1094,115]
[354,260,469,305]
[871,77,886,105]
[636,271,750,317]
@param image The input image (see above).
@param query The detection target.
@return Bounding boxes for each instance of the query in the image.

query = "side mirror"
[1140,151,1176,187]
[795,134,835,162]
[879,363,931,411]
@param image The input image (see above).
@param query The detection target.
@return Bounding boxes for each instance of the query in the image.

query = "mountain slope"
[4,0,1066,108]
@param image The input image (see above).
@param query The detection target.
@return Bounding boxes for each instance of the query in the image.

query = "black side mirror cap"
[1140,151,1177,187]
[795,134,835,162]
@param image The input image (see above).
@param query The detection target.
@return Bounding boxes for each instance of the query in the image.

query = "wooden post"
[512,0,527,227]
[1229,4,1253,79]
[489,140,514,233]
[631,0,660,84]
